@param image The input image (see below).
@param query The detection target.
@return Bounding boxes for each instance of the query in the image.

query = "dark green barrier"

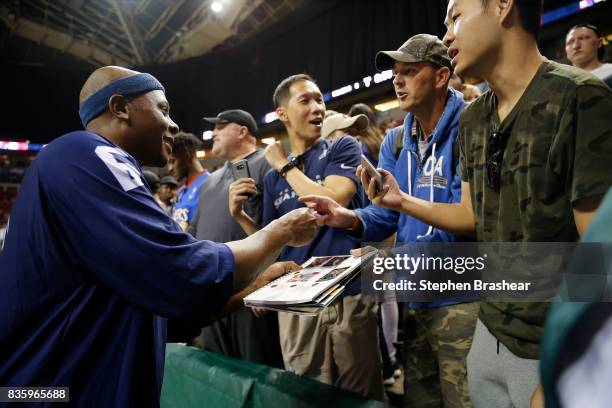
[540,188,612,408]
[162,343,388,408]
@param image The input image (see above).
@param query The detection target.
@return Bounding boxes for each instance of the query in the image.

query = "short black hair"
[171,132,202,155]
[273,74,316,108]
[480,0,543,40]
[569,24,605,61]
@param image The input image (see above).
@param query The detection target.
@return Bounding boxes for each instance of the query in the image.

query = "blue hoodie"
[356,88,468,309]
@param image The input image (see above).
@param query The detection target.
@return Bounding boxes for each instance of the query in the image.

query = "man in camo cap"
[302,33,477,407]
[375,33,478,408]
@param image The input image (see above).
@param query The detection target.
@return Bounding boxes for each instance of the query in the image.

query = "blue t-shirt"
[263,136,364,271]
[172,171,209,224]
[360,140,378,168]
[0,131,235,407]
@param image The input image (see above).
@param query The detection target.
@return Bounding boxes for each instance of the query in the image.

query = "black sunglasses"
[486,130,508,190]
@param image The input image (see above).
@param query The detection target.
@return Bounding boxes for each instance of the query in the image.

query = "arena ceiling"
[0,0,604,68]
[0,0,308,67]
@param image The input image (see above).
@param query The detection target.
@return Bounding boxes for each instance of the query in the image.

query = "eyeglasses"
[486,130,507,190]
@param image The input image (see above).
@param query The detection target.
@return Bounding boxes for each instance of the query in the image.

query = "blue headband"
[79,73,165,127]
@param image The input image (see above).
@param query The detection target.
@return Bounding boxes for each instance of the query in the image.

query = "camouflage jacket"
[459,60,612,359]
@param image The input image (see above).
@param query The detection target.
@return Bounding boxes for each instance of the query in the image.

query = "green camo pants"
[403,302,479,408]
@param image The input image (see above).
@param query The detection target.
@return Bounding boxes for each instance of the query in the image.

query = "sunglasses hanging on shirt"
[486,129,509,190]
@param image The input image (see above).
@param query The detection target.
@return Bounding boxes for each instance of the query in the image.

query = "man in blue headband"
[0,66,318,407]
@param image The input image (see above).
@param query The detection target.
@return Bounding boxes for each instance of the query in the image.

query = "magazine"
[244,251,376,315]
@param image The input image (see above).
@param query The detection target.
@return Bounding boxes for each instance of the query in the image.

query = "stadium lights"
[579,0,603,9]
[374,100,400,112]
[261,138,276,145]
[211,1,223,13]
[0,140,45,152]
[262,112,279,125]
[0,141,26,151]
[196,150,206,158]
[202,130,213,140]
[373,70,394,84]
[543,0,607,24]
[331,85,353,98]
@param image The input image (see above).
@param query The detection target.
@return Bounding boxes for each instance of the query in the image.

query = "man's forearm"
[399,193,476,237]
[234,210,261,236]
[284,168,350,206]
[225,219,287,290]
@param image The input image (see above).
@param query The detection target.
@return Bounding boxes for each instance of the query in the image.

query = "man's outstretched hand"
[273,208,318,247]
[299,195,357,229]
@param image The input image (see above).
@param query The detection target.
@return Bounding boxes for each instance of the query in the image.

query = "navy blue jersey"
[263,136,364,266]
[0,131,235,407]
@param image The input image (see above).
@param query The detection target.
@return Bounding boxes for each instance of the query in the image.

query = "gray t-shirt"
[188,149,270,242]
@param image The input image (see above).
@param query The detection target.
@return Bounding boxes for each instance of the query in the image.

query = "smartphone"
[360,155,383,194]
[231,159,251,180]
[231,159,254,198]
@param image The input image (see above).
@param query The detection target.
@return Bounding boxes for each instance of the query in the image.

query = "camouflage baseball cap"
[375,34,453,72]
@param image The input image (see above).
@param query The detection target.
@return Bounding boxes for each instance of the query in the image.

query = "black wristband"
[279,158,299,178]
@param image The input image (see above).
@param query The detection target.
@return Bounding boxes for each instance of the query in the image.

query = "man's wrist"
[345,210,364,238]
[346,211,360,231]
[275,159,290,172]
[265,218,292,247]
[394,191,408,213]
[250,277,266,292]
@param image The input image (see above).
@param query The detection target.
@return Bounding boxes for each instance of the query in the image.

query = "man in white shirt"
[566,24,612,86]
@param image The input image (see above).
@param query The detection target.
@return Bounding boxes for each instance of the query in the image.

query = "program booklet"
[243,251,376,315]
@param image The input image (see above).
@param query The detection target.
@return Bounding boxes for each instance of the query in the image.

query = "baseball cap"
[375,34,453,72]
[159,176,178,187]
[203,109,258,135]
[142,170,159,188]
[321,113,369,139]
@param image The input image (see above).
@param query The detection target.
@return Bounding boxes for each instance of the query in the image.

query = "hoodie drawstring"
[429,143,436,202]
[423,142,436,236]
[407,148,412,196]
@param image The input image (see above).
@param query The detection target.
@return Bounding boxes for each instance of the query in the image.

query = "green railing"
[162,343,388,408]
